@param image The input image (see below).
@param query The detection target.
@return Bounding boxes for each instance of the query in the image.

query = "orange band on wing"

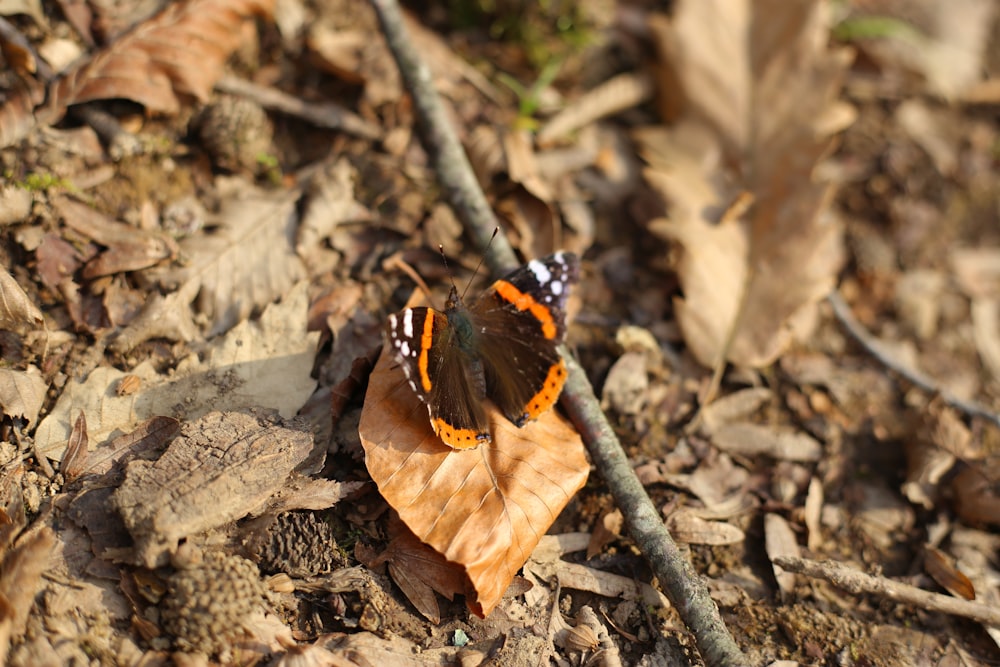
[493,280,558,339]
[433,418,490,449]
[417,311,436,392]
[522,358,568,422]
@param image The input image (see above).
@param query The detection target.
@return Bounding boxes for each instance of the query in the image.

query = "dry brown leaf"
[710,422,822,462]
[951,466,1000,528]
[525,535,672,609]
[0,184,31,226]
[52,195,177,278]
[296,158,372,264]
[112,410,314,567]
[359,349,589,618]
[0,526,55,664]
[259,477,362,514]
[924,545,976,601]
[361,516,467,624]
[0,265,43,332]
[804,476,823,552]
[77,416,180,479]
[639,0,852,368]
[855,482,916,549]
[0,80,43,148]
[60,410,88,482]
[667,511,744,546]
[312,631,460,667]
[37,281,318,461]
[586,509,623,560]
[699,387,773,432]
[108,286,201,352]
[950,248,1000,383]
[687,453,749,509]
[40,0,274,124]
[600,351,649,416]
[0,365,46,426]
[144,179,306,338]
[764,513,799,598]
[35,232,83,292]
[846,0,996,100]
[903,404,975,509]
[950,247,1000,298]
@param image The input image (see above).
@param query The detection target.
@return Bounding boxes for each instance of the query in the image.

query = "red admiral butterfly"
[386,252,579,449]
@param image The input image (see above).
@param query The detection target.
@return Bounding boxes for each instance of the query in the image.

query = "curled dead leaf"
[668,511,745,546]
[358,348,588,618]
[41,0,275,124]
[0,266,43,333]
[924,545,975,601]
[764,513,799,598]
[0,366,46,426]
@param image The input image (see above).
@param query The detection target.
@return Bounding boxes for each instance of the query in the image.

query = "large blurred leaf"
[638,0,854,368]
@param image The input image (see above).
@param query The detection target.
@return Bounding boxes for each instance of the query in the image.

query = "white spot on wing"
[399,341,410,357]
[402,309,414,337]
[528,259,552,285]
[551,280,563,296]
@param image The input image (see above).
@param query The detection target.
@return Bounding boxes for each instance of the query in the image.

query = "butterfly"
[385,252,579,449]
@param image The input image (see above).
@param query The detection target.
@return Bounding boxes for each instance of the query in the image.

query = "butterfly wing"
[470,252,579,426]
[385,307,491,448]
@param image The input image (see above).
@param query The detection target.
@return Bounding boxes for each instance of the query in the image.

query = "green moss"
[17,172,73,192]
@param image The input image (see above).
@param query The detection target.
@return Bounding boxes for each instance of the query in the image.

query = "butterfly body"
[386,252,579,449]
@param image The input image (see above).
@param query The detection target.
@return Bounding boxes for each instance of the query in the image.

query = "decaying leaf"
[40,0,275,125]
[358,348,589,618]
[360,516,467,624]
[667,510,745,546]
[804,476,823,552]
[950,247,1000,385]
[51,195,177,278]
[296,158,372,264]
[60,410,89,482]
[843,0,996,100]
[0,365,46,426]
[924,545,976,601]
[709,422,822,462]
[143,180,306,338]
[697,387,822,461]
[764,513,799,598]
[112,410,315,567]
[0,266,43,332]
[638,0,853,368]
[524,534,672,610]
[0,80,44,149]
[35,281,319,461]
[951,466,1000,528]
[0,526,55,664]
[902,403,973,509]
[586,509,623,560]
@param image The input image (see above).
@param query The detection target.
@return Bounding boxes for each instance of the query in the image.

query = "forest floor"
[1,0,999,665]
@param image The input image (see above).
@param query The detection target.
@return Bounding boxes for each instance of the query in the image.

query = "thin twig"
[774,555,1000,629]
[368,0,519,277]
[827,290,1000,428]
[215,76,382,141]
[368,2,748,665]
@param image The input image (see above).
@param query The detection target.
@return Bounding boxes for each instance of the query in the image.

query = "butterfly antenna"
[438,244,461,295]
[457,227,499,300]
